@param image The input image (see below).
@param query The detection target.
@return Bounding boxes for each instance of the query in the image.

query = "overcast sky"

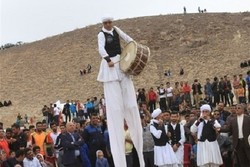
[1,0,249,45]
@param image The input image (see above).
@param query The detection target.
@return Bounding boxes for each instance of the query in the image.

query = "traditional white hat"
[200,104,211,112]
[151,108,162,119]
[101,16,114,23]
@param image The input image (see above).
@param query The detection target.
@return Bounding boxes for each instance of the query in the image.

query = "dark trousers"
[159,98,167,111]
[248,88,250,103]
[126,153,133,167]
[235,139,250,167]
[166,97,173,110]
[143,151,155,167]
[53,115,59,126]
[224,92,232,106]
[213,93,220,106]
[219,92,224,103]
[64,157,82,167]
[148,100,156,113]
[65,114,71,123]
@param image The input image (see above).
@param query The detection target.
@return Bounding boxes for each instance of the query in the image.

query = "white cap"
[200,104,211,112]
[102,16,114,23]
[151,108,162,119]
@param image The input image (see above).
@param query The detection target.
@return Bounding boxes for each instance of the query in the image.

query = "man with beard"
[32,122,47,156]
[11,123,27,151]
[217,102,230,122]
[168,112,185,166]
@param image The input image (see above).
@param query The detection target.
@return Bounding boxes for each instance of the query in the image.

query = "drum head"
[120,41,137,72]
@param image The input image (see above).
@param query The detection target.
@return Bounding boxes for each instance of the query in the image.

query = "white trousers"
[104,76,145,167]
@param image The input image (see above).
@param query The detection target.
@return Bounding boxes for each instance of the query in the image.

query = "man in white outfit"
[97,16,144,167]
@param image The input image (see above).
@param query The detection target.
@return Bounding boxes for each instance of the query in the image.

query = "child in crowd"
[95,150,109,167]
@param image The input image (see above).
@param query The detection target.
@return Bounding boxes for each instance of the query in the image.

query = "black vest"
[102,29,121,57]
[168,123,181,145]
[151,122,169,146]
[199,120,217,142]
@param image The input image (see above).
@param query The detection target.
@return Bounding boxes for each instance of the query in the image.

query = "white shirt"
[158,88,166,98]
[98,26,133,58]
[237,114,244,139]
[150,119,165,139]
[23,157,42,167]
[191,119,221,140]
[168,123,186,145]
[49,131,60,144]
[53,107,60,116]
[166,87,173,97]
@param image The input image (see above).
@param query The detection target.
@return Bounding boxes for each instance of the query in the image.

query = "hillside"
[0,12,250,126]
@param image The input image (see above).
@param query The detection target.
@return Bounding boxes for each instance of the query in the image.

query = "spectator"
[211,77,220,107]
[147,87,157,113]
[32,122,47,156]
[63,100,71,123]
[232,75,240,104]
[60,122,84,167]
[192,79,202,108]
[239,74,246,99]
[237,84,245,103]
[157,84,167,111]
[246,71,250,103]
[0,128,10,158]
[83,114,107,167]
[70,101,77,118]
[166,82,174,110]
[95,150,109,167]
[180,68,184,75]
[53,104,60,126]
[23,148,41,167]
[2,149,25,167]
[36,153,53,167]
[11,123,27,150]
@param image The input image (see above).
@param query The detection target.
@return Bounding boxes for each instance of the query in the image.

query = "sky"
[1,0,249,45]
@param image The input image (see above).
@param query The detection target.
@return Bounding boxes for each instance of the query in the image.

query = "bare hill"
[1,13,250,126]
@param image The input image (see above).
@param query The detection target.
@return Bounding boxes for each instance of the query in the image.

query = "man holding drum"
[97,16,145,167]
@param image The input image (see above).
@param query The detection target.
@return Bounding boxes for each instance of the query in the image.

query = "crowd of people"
[0,71,249,167]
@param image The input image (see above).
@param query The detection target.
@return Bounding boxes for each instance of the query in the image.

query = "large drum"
[120,41,150,76]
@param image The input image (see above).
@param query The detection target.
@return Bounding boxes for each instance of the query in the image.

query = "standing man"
[246,71,250,103]
[150,108,178,167]
[83,114,106,167]
[168,112,185,166]
[190,104,223,167]
[157,84,167,111]
[61,122,84,167]
[147,87,157,113]
[97,16,144,167]
[220,104,250,166]
[32,122,47,156]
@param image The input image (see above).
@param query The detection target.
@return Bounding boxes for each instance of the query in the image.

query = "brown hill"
[1,13,250,126]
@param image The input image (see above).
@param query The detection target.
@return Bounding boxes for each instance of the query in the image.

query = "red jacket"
[148,91,157,101]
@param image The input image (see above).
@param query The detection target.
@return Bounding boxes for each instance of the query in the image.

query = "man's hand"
[172,144,178,152]
[108,61,114,67]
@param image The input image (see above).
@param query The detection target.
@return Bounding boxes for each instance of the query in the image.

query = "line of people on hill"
[136,71,250,115]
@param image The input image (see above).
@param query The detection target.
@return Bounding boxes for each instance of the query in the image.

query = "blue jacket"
[95,158,109,167]
[70,104,77,113]
[80,143,91,167]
